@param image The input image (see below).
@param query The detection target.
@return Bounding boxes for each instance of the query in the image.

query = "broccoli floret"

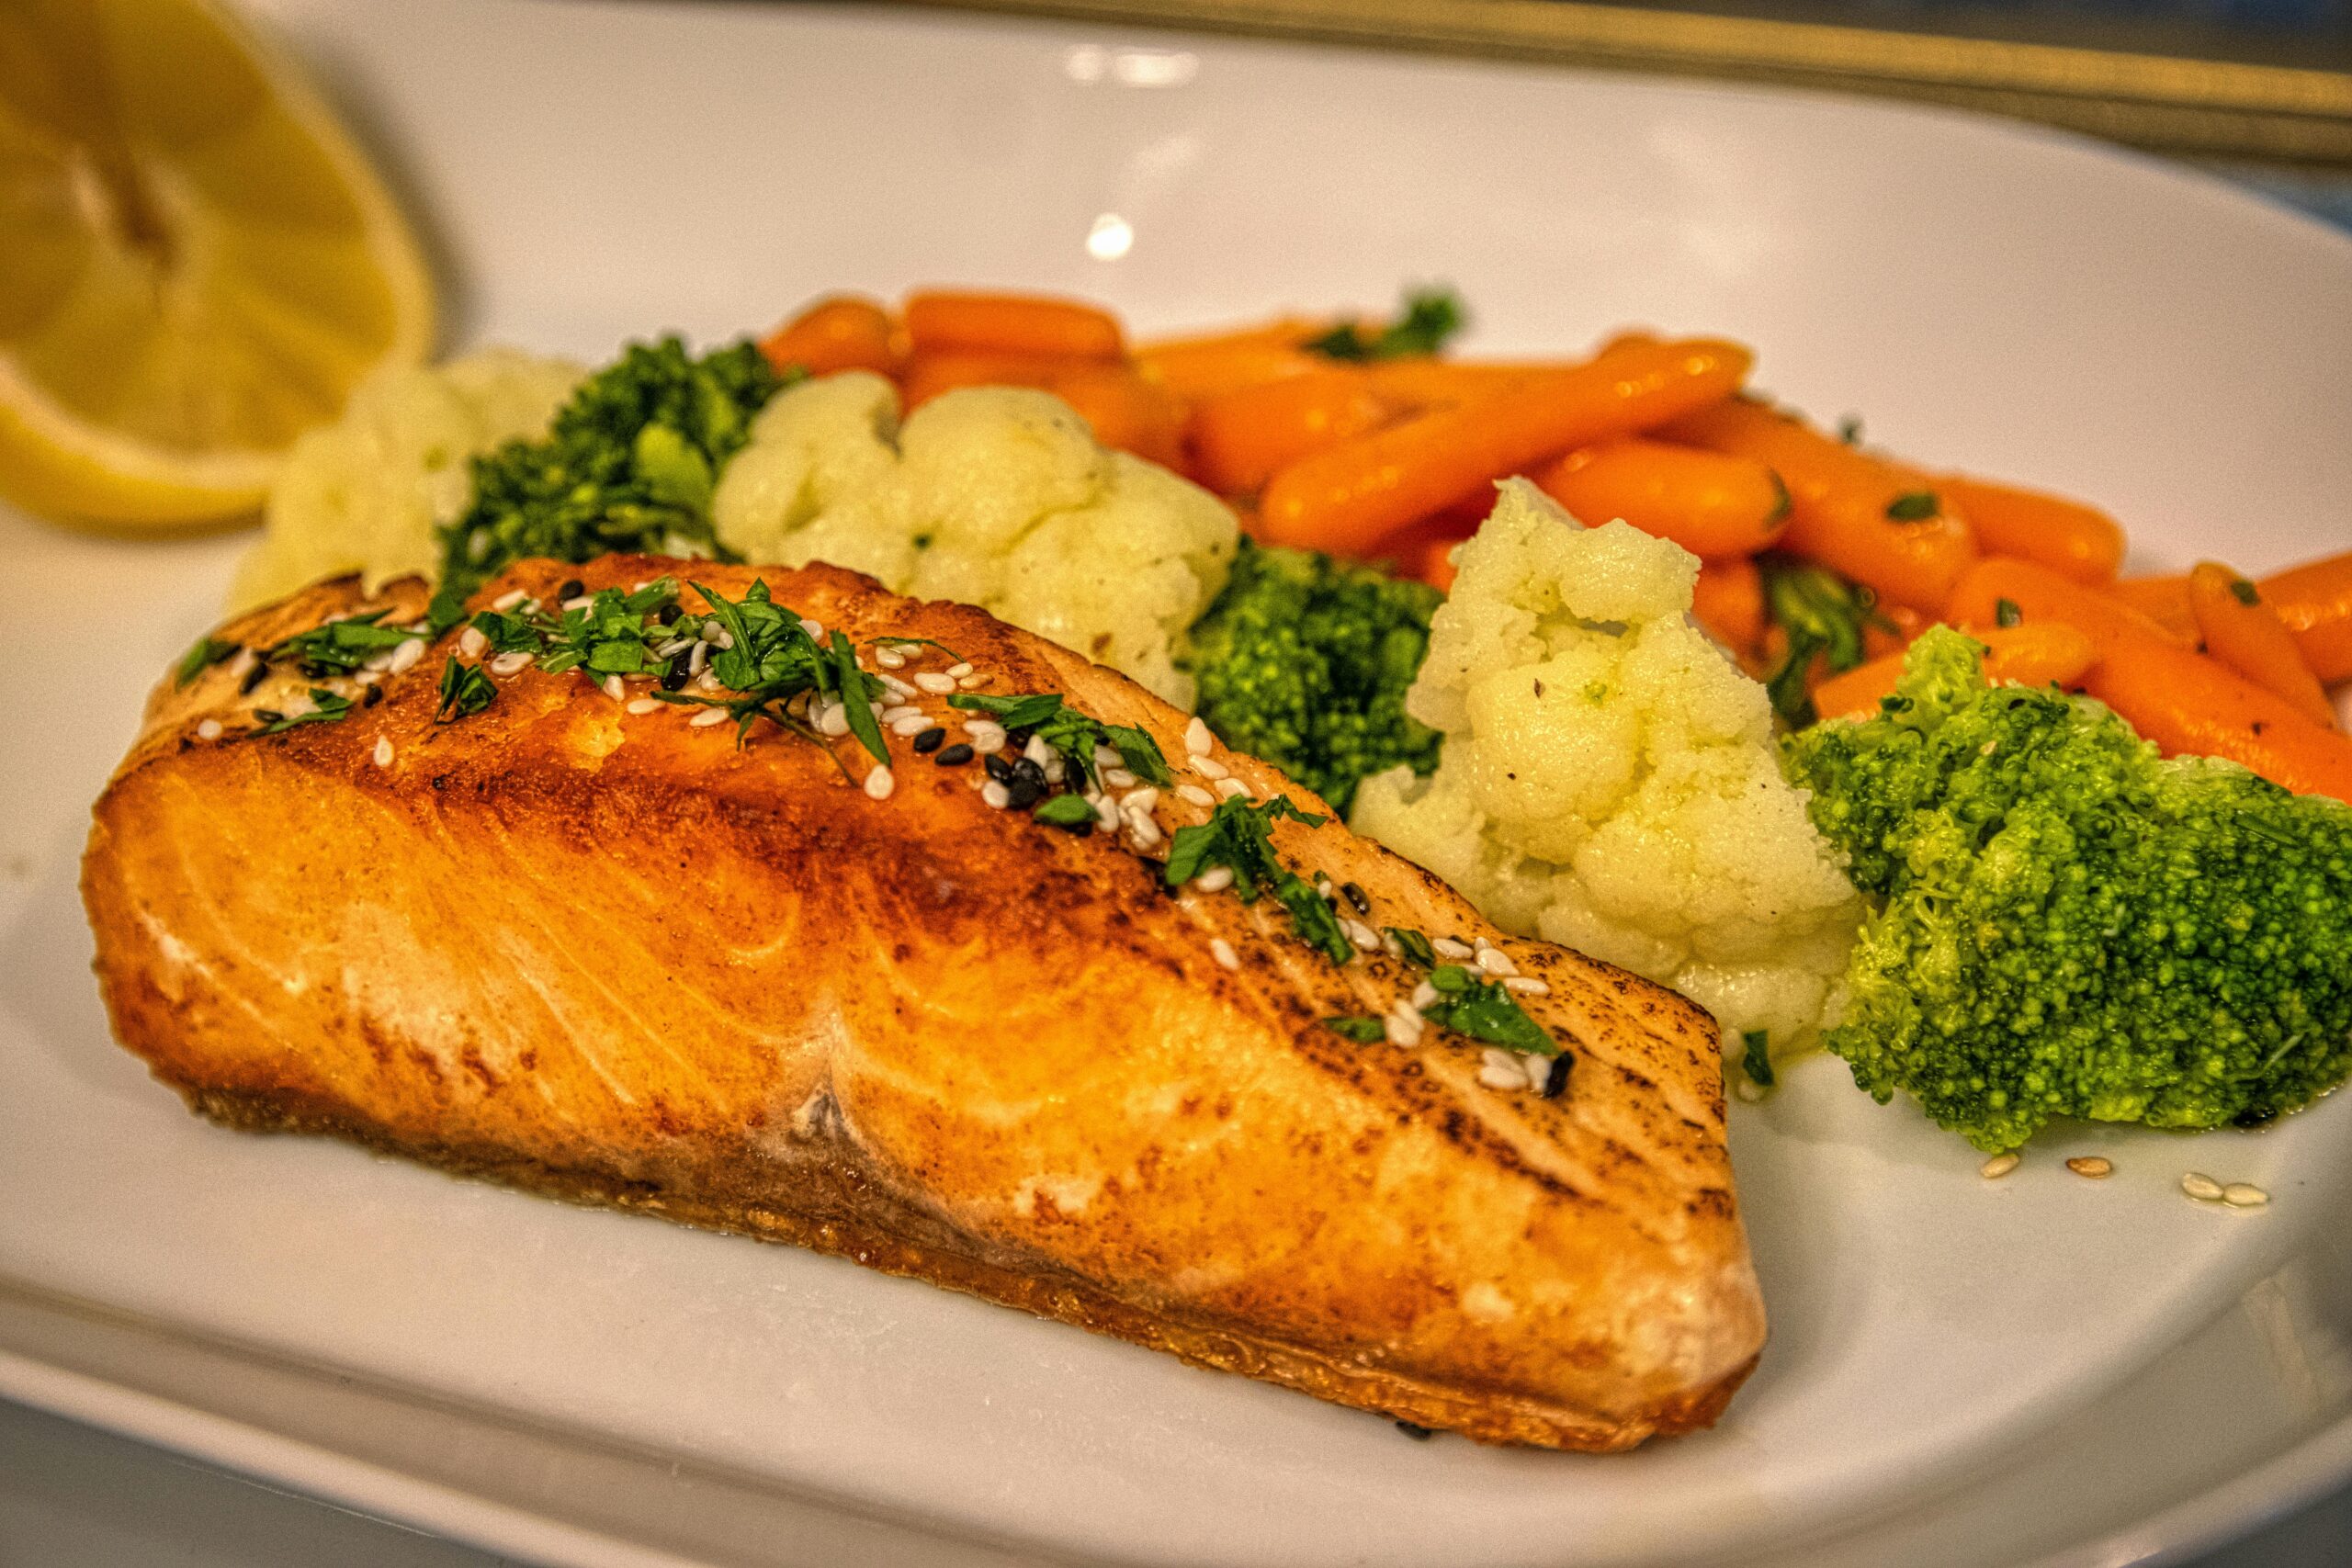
[1182,540,1442,812]
[1785,626,2352,1152]
[437,336,790,597]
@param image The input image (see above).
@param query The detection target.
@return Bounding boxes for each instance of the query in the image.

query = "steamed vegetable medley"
[239,285,2352,1155]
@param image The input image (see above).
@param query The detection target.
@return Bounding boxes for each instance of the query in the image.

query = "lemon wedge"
[0,0,434,528]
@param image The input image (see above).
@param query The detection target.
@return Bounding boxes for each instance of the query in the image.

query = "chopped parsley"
[1995,596,2023,628]
[267,611,418,677]
[2230,577,2262,606]
[1761,555,1883,728]
[1163,794,1351,964]
[1420,964,1555,1055]
[1385,926,1437,968]
[436,656,496,721]
[1307,287,1465,362]
[1885,491,1940,522]
[1742,1029,1775,1088]
[946,691,1170,787]
[1033,793,1097,832]
[256,688,354,735]
[650,578,888,762]
[1322,1016,1387,1043]
[175,637,238,687]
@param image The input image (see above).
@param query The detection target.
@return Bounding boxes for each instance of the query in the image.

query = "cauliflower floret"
[232,349,584,611]
[1352,478,1860,1056]
[713,376,1236,706]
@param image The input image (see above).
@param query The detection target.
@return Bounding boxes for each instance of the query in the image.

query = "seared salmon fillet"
[83,555,1764,1450]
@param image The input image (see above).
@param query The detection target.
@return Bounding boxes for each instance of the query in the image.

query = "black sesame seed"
[431,774,448,791]
[660,661,691,692]
[251,709,285,724]
[555,579,584,603]
[1342,881,1372,915]
[911,728,947,754]
[1394,1421,1434,1440]
[239,660,269,694]
[1005,765,1046,810]
[363,685,384,708]
[933,743,974,768]
[1540,1055,1572,1099]
[656,603,681,625]
[984,752,1016,784]
[1002,726,1036,751]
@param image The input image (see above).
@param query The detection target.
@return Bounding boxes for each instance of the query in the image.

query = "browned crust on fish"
[83,555,1765,1450]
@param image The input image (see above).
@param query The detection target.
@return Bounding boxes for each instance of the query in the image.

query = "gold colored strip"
[894,0,2352,164]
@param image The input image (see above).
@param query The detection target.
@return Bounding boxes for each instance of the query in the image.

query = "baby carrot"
[903,290,1125,361]
[1533,437,1789,559]
[1136,341,1326,402]
[1948,558,2352,800]
[2106,574,2197,645]
[2259,550,2352,682]
[2188,562,2335,728]
[1255,337,1754,556]
[760,295,899,378]
[1691,556,1766,658]
[1189,367,1403,494]
[1811,622,2099,722]
[1659,398,1975,613]
[1934,474,2125,584]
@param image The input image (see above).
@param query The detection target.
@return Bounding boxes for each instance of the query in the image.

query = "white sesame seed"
[1209,938,1240,971]
[1121,786,1160,815]
[965,721,1007,753]
[1214,777,1250,799]
[1502,976,1550,996]
[626,696,662,715]
[869,701,885,717]
[1476,947,1521,977]
[362,649,396,673]
[1385,1011,1423,1048]
[864,763,895,801]
[654,637,692,659]
[696,671,724,693]
[687,641,709,675]
[1193,754,1229,780]
[492,588,528,611]
[816,703,850,737]
[1410,980,1439,1010]
[1344,919,1379,951]
[458,626,488,659]
[957,673,989,689]
[981,780,1011,809]
[712,629,735,650]
[890,713,933,737]
[876,647,906,669]
[914,671,956,694]
[195,719,222,741]
[1102,767,1136,789]
[490,651,534,677]
[1024,736,1053,769]
[1176,784,1216,807]
[1193,866,1236,894]
[1186,716,1215,756]
[690,708,731,728]
[2181,1172,2225,1201]
[2222,1182,2269,1209]
[387,638,424,674]
[699,622,722,642]
[601,674,627,703]
[1094,795,1120,830]
[1433,937,1475,960]
[372,736,394,768]
[799,618,825,641]
[1315,875,1335,897]
[2066,1156,2113,1179]
[879,673,917,698]
[562,595,594,612]
[1477,1061,1525,1092]
[1980,1153,2020,1179]
[1127,813,1164,850]
[946,662,974,679]
[880,705,924,724]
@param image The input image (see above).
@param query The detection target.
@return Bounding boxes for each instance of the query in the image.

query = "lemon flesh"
[0,0,435,527]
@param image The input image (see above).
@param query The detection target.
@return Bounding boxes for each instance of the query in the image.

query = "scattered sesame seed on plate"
[2180,1172,2225,1202]
[458,626,488,659]
[957,672,989,689]
[980,779,1012,808]
[1186,716,1215,756]
[1127,814,1164,850]
[946,662,974,679]
[1432,937,1475,960]
[1344,919,1379,951]
[890,713,933,736]
[864,764,895,801]
[876,647,905,669]
[1176,784,1216,807]
[1502,976,1550,996]
[914,671,957,694]
[1214,777,1250,799]
[626,696,662,715]
[690,708,731,728]
[2222,1182,2269,1209]
[372,736,394,768]
[1102,767,1136,789]
[1209,938,1240,971]
[1121,786,1159,814]
[1193,866,1235,894]
[2065,1156,2113,1179]
[880,704,922,724]
[1980,1153,2020,1179]
[878,673,917,698]
[388,638,424,674]
[1410,980,1440,1010]
[492,588,528,611]
[601,674,628,702]
[1477,1054,1525,1091]
[1475,946,1519,977]
[965,722,1007,753]
[1193,754,1228,781]
[490,651,534,676]
[1385,1011,1422,1048]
